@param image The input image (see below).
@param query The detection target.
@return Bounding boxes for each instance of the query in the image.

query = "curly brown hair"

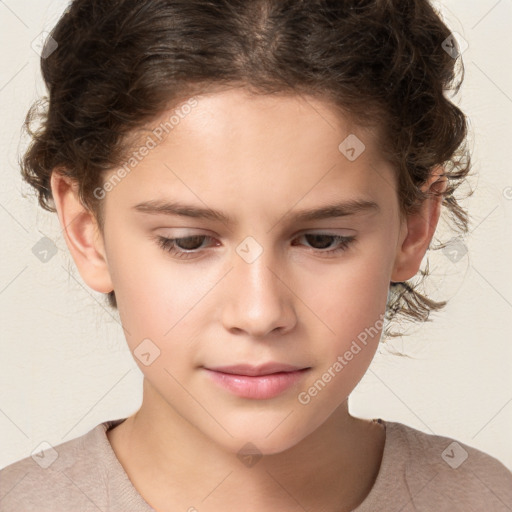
[20,0,473,340]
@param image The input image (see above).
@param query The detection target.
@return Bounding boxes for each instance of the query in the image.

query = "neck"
[107,379,385,512]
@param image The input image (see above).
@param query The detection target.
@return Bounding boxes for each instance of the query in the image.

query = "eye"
[156,235,213,259]
[293,233,356,255]
[155,232,356,260]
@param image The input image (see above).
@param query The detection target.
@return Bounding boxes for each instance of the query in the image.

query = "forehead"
[107,88,397,220]
[145,88,378,150]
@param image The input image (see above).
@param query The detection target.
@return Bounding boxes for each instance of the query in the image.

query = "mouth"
[202,363,311,400]
[205,362,309,377]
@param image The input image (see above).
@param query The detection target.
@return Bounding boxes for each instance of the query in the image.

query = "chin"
[214,422,310,458]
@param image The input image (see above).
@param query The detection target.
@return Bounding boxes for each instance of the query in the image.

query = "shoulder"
[386,420,512,509]
[0,418,147,512]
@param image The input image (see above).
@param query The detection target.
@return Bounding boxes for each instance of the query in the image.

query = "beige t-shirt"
[1,417,511,511]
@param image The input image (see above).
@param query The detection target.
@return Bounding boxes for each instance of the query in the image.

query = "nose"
[220,243,297,338]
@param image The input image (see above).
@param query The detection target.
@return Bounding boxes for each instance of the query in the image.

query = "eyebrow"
[132,198,380,225]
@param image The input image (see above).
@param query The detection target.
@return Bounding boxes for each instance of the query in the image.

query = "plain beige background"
[1,0,511,472]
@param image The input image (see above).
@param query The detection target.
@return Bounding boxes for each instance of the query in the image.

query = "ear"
[50,170,114,293]
[391,166,447,283]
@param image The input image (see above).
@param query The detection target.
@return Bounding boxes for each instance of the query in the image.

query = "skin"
[51,88,446,512]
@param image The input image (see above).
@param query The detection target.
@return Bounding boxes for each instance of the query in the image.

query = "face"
[99,88,404,454]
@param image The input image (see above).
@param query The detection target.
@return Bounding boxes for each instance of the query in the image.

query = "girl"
[1,0,511,510]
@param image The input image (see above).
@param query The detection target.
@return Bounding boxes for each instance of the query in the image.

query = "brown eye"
[156,235,213,259]
[293,233,356,255]
[302,233,336,249]
[173,236,207,251]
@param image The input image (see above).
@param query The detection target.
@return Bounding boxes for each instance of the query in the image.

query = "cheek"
[107,237,219,362]
[310,250,391,326]
[296,281,388,414]
[305,249,391,372]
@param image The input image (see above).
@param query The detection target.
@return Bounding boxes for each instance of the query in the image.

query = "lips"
[203,363,311,399]
[206,362,308,376]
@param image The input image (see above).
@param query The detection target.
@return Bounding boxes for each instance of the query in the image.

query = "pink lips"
[203,363,311,400]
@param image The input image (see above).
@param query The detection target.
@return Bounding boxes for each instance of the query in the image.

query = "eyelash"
[155,233,356,260]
